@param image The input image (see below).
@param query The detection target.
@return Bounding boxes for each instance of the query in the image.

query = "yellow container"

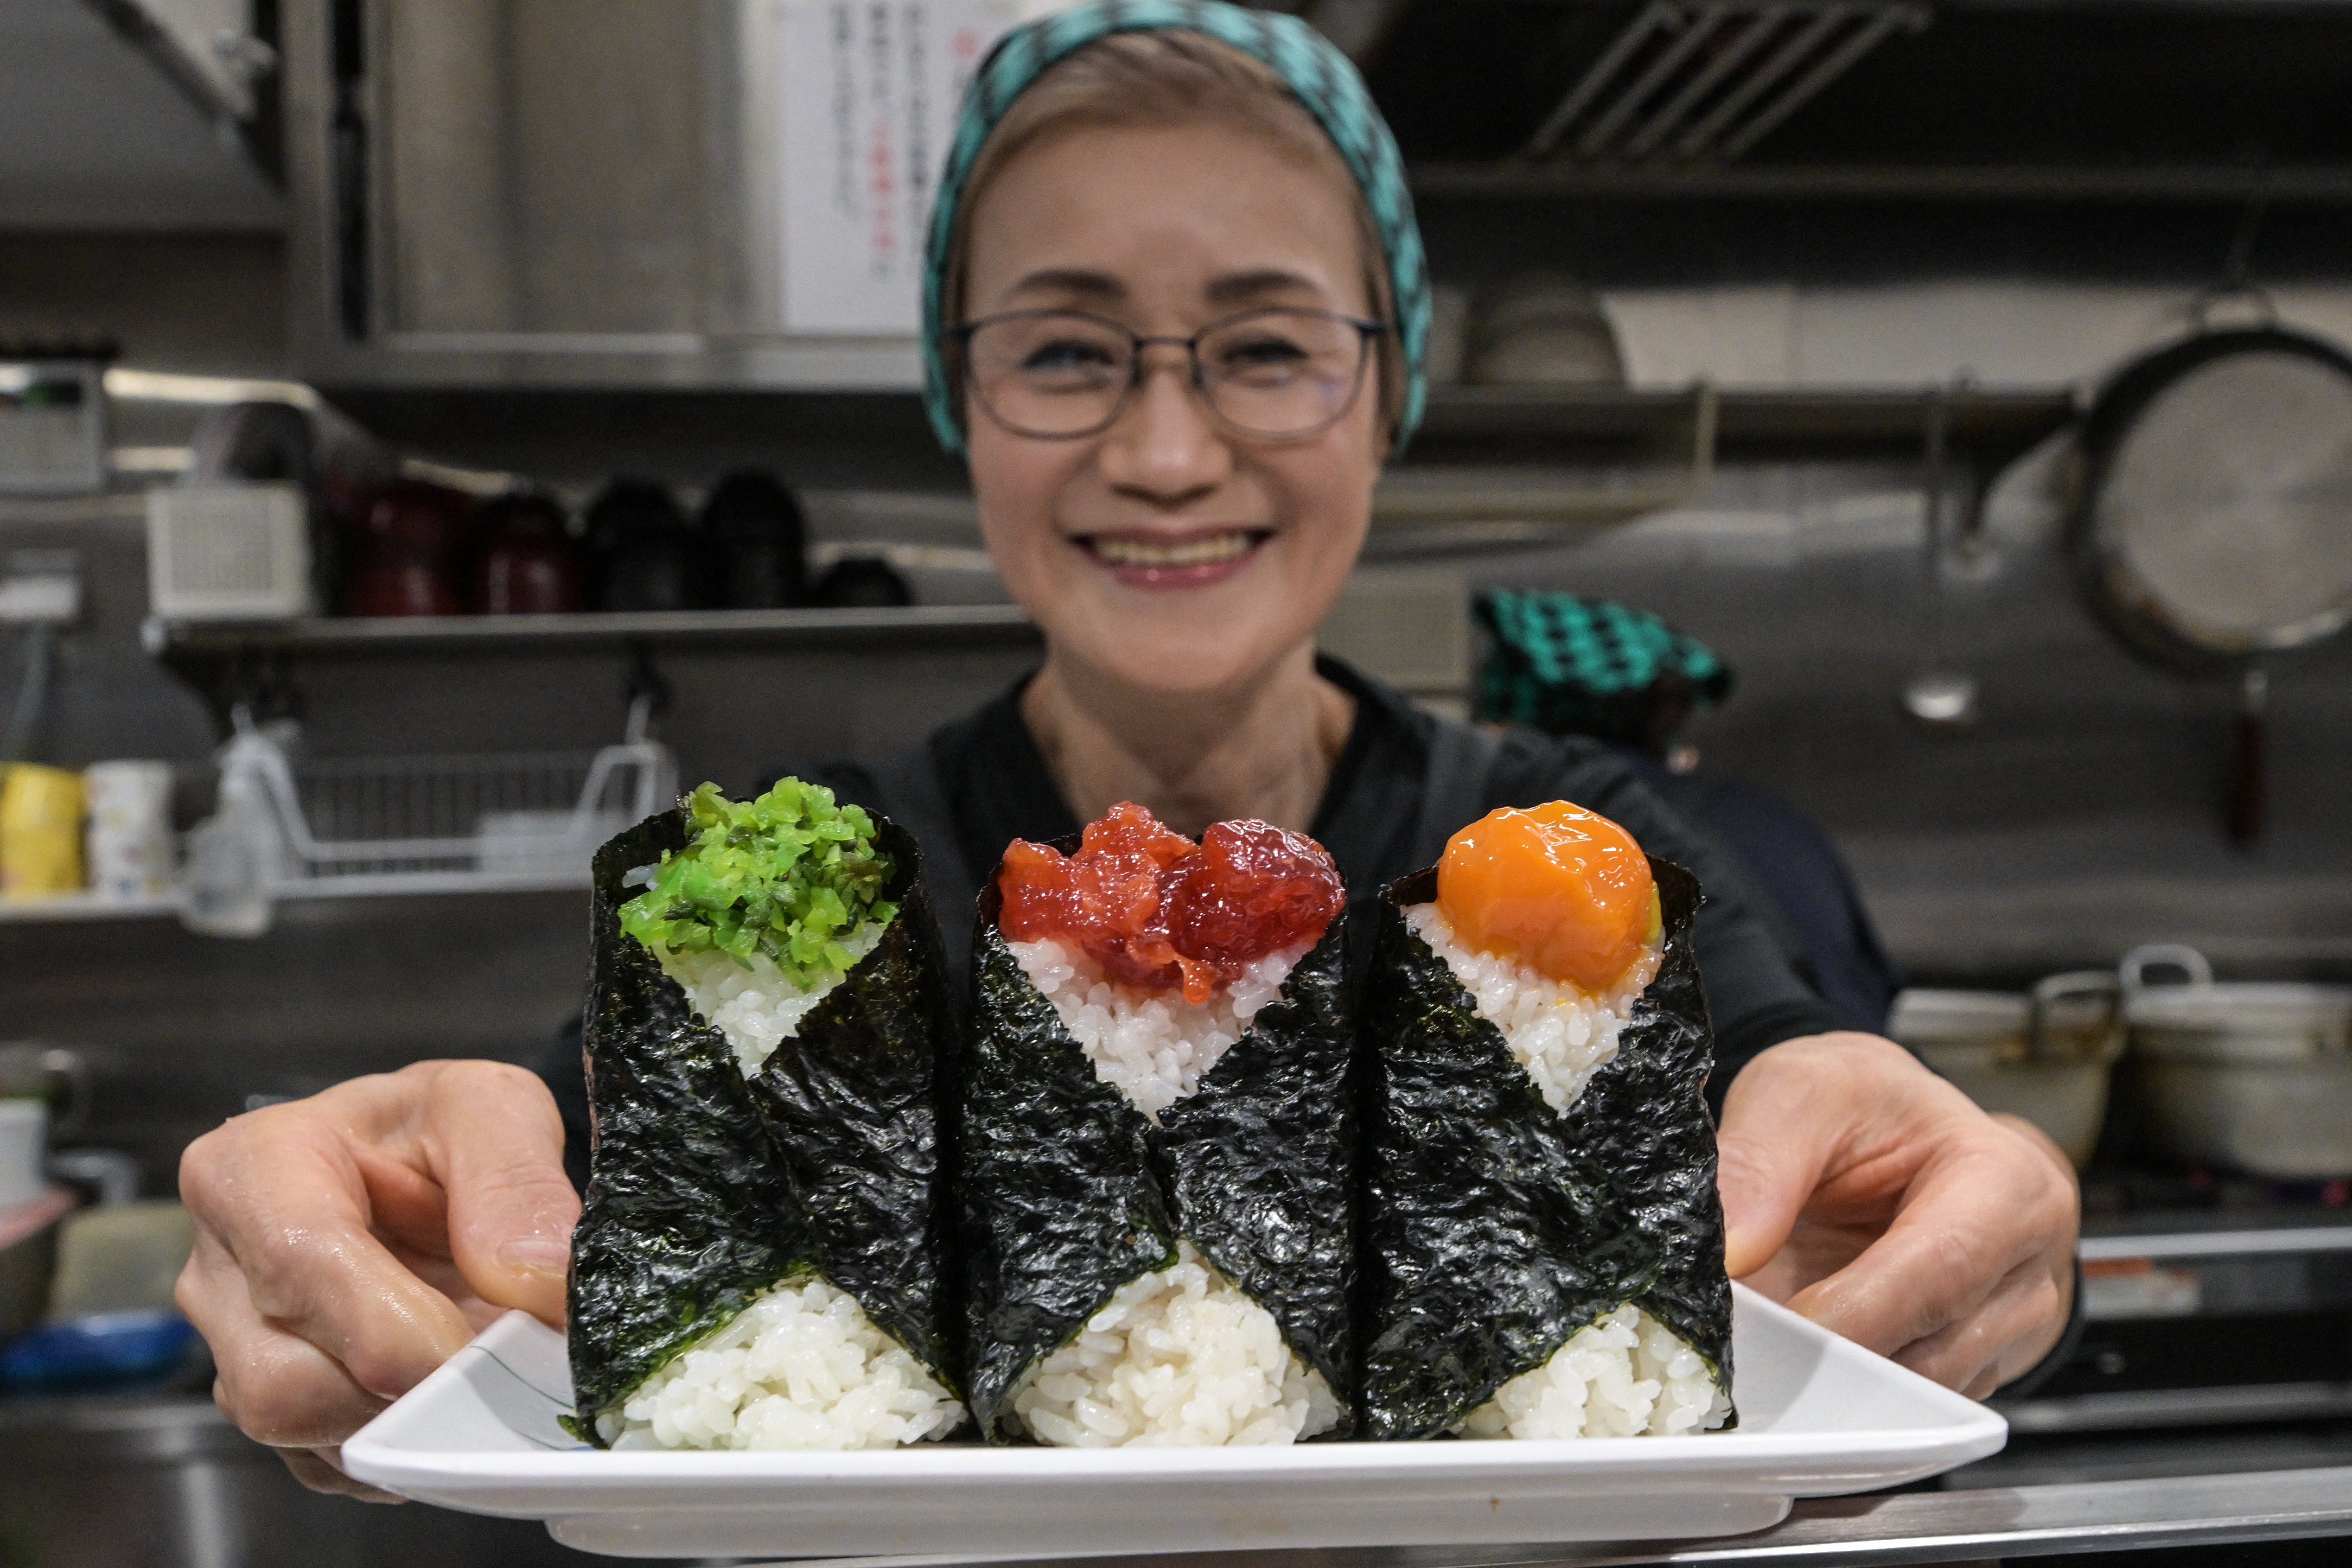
[0,764,87,898]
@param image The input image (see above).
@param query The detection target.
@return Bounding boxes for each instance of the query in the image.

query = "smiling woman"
[964,112,1382,743]
[923,25,1410,829]
[174,0,2079,1493]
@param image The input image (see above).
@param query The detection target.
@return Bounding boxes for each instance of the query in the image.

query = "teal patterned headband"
[921,0,1430,456]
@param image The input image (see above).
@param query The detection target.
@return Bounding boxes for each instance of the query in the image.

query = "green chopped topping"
[618,779,897,992]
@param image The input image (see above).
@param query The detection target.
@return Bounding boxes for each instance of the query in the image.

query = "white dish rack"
[228,720,676,900]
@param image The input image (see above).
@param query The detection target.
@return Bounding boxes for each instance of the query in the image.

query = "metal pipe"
[1718,5,1929,161]
[759,1465,2352,1568]
[2002,1379,2352,1435]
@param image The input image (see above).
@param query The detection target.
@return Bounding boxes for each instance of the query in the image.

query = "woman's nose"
[1096,349,1234,501]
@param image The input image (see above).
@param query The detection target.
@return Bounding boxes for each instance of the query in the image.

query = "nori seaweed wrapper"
[566,809,961,1443]
[1359,856,1735,1441]
[960,847,1356,1443]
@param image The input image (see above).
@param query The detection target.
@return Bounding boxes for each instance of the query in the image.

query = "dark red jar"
[470,491,585,614]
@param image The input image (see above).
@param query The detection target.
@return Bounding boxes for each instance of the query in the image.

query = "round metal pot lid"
[2127,986,2352,1067]
[2130,1025,2352,1065]
[2071,325,2352,670]
[1888,988,2030,1047]
[2125,981,2352,1033]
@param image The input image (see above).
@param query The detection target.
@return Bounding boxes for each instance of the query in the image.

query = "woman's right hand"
[176,1060,579,1499]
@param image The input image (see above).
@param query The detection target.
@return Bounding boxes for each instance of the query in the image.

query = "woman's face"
[960,117,1384,701]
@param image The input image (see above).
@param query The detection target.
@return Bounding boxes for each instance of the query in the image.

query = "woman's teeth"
[1087,532,1259,568]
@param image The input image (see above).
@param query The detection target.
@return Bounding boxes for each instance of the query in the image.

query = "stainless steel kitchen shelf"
[1410,385,2077,463]
[142,603,1041,658]
[0,892,184,925]
[299,383,2076,491]
[0,875,601,927]
[144,606,1045,734]
[1410,162,2352,205]
[769,1464,2352,1568]
[1711,387,2078,461]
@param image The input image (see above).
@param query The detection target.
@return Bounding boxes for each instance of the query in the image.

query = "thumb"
[428,1062,580,1326]
[1715,1049,1841,1280]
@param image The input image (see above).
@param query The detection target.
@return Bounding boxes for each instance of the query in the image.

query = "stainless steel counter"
[0,1394,618,1568]
[762,1466,2352,1568]
[4,1387,2347,1566]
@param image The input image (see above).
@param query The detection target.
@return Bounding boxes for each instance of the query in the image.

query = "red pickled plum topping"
[1166,820,1345,972]
[996,803,1195,994]
[996,803,1343,1004]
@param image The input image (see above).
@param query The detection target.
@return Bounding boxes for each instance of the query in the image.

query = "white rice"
[653,920,889,1077]
[1458,1303,1732,1439]
[1410,906,1726,1439]
[1006,1240,1342,1447]
[1406,903,1660,1115]
[1002,935,1335,1446]
[1008,937,1305,1120]
[624,905,940,1451]
[599,1275,965,1450]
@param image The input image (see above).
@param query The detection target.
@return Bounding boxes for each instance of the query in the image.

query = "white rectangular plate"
[343,1284,2003,1561]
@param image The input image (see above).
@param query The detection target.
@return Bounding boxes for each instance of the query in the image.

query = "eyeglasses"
[953,307,1388,441]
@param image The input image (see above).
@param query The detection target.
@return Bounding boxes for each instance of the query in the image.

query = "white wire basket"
[232,721,676,899]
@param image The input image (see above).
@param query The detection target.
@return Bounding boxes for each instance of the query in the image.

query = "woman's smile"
[1074,526,1275,587]
[961,117,1380,699]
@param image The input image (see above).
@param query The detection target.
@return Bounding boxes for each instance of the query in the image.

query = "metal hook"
[2186,280,2280,335]
[2222,190,2272,292]
[624,643,671,745]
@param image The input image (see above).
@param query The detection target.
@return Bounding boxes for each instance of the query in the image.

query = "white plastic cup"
[84,760,176,901]
[0,1099,46,1211]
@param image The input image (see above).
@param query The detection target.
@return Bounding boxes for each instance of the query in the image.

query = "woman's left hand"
[1716,1031,2079,1397]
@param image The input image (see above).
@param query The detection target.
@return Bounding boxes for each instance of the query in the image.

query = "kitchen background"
[3,0,2351,1563]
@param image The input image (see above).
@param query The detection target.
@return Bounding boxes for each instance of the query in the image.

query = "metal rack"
[143,602,1039,659]
[0,731,675,926]
[1521,1,1931,167]
[254,736,674,898]
[141,604,1045,735]
[0,892,185,926]
[291,384,2077,543]
[135,388,2079,727]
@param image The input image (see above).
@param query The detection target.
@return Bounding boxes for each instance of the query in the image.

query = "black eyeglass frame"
[949,306,1391,442]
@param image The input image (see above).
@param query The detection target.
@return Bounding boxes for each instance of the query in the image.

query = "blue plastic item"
[0,1310,197,1390]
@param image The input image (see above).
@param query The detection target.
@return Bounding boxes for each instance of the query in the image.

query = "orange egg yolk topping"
[1435,801,1661,992]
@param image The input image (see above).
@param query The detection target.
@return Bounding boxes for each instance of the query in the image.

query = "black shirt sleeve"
[1480,728,1853,1109]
